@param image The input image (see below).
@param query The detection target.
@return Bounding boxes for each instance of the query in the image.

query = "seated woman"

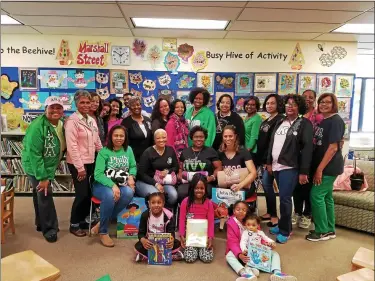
[91,125,136,247]
[136,129,179,209]
[217,125,257,200]
[177,126,222,202]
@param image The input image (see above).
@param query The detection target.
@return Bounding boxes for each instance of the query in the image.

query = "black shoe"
[79,222,90,230]
[44,231,58,243]
[36,226,42,232]
[69,227,86,237]
[267,221,278,227]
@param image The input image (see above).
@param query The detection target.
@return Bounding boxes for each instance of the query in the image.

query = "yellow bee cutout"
[1,75,19,99]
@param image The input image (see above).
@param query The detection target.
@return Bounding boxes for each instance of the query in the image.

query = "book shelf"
[1,130,75,196]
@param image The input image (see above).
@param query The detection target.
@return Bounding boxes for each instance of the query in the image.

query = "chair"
[88,175,101,237]
[1,250,60,281]
[1,187,15,244]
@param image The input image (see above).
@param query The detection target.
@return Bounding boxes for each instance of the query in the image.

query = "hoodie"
[138,208,176,240]
[185,106,216,147]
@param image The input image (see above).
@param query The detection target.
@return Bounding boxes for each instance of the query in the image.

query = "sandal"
[90,222,100,235]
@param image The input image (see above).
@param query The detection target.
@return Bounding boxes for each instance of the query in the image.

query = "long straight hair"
[186,173,208,213]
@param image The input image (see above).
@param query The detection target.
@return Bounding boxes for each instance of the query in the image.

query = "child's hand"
[269,242,276,249]
[141,238,153,250]
[180,236,186,249]
[207,238,213,249]
[239,253,250,263]
[242,250,248,256]
[166,236,174,249]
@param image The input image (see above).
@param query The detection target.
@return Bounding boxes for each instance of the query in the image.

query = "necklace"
[154,145,165,156]
[192,147,202,160]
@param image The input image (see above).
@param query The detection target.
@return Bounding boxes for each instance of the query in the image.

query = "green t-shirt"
[244,113,262,153]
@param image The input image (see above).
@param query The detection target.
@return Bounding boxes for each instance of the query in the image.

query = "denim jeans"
[135,181,178,208]
[92,183,134,234]
[262,168,277,218]
[273,168,299,236]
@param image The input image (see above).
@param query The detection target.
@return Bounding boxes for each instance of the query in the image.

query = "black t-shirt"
[313,114,345,176]
[219,148,252,172]
[180,146,219,174]
[213,112,245,150]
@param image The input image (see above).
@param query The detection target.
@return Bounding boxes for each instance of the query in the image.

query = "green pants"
[310,175,336,234]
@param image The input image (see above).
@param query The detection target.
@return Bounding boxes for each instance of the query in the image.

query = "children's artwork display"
[178,43,194,63]
[254,74,277,93]
[298,73,317,94]
[278,73,297,95]
[148,233,172,266]
[337,97,351,119]
[129,72,143,89]
[110,70,129,95]
[147,45,162,69]
[289,43,305,70]
[162,38,177,52]
[247,242,272,273]
[191,51,208,72]
[67,69,95,89]
[177,91,191,107]
[177,74,195,89]
[235,97,246,113]
[158,73,172,89]
[215,73,235,91]
[317,74,335,95]
[235,73,253,96]
[164,52,180,73]
[95,70,110,88]
[117,197,147,239]
[56,39,73,66]
[2,102,24,130]
[52,92,76,111]
[132,39,147,58]
[19,68,38,90]
[335,75,354,97]
[19,92,49,110]
[38,70,68,89]
[186,219,208,248]
[197,73,214,94]
[1,74,19,99]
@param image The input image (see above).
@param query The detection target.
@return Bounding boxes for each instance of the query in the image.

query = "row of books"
[12,176,75,193]
[1,138,23,156]
[1,159,71,176]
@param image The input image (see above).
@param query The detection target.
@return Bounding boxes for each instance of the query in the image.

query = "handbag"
[348,154,365,191]
[154,170,177,185]
[217,168,249,189]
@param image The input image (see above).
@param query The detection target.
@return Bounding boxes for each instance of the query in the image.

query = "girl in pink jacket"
[226,201,297,281]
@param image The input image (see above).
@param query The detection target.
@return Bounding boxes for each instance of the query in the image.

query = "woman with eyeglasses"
[306,93,345,242]
[266,94,313,244]
[243,97,262,156]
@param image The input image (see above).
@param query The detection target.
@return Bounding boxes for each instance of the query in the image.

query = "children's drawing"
[19,68,38,90]
[19,92,49,110]
[191,51,208,72]
[67,69,95,89]
[337,97,351,119]
[129,72,143,88]
[177,74,195,89]
[235,73,253,96]
[178,43,194,63]
[143,95,156,108]
[132,39,147,58]
[147,45,162,69]
[298,74,316,94]
[158,89,174,102]
[216,74,235,90]
[1,74,19,99]
[158,73,171,89]
[317,75,334,95]
[164,52,180,73]
[117,198,147,238]
[96,71,109,86]
[319,45,347,67]
[235,97,246,113]
[143,79,156,94]
[96,87,110,100]
[278,73,297,95]
[197,73,214,95]
[162,38,177,52]
[289,43,305,70]
[2,102,24,130]
[56,39,73,65]
[335,75,354,97]
[130,88,142,98]
[177,91,191,107]
[254,74,277,93]
[53,93,76,111]
[110,70,129,95]
[38,70,68,89]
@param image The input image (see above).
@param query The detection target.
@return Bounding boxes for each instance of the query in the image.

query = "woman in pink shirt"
[103,98,123,143]
[179,174,214,263]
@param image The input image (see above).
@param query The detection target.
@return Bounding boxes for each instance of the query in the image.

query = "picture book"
[148,233,172,266]
[117,197,147,239]
[186,219,208,248]
[211,188,245,226]
[247,242,272,273]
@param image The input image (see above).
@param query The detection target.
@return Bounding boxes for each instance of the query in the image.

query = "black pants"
[177,183,213,203]
[135,239,181,257]
[68,163,95,226]
[28,175,59,235]
[293,180,313,217]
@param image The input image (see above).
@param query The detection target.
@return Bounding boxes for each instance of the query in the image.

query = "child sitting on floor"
[134,192,183,262]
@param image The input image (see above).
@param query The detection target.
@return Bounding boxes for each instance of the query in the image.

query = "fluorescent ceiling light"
[357,49,374,55]
[1,15,21,25]
[132,18,228,30]
[333,24,374,34]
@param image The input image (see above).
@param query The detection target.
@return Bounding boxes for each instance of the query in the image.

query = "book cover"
[247,242,272,273]
[148,233,172,265]
[211,188,245,222]
[117,197,147,239]
[186,219,208,248]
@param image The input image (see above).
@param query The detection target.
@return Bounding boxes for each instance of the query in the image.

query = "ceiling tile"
[1,10,8,15]
[33,26,132,37]
[357,42,375,49]
[119,4,242,20]
[246,2,374,12]
[225,31,320,40]
[229,21,340,33]
[313,33,374,42]
[12,15,128,28]
[238,8,362,23]
[346,11,374,24]
[124,1,246,7]
[133,28,226,39]
[1,2,122,17]
[1,25,40,34]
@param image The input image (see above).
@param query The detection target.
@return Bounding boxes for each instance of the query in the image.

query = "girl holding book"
[226,201,297,281]
[179,174,215,263]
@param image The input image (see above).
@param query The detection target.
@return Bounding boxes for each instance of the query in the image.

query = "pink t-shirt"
[148,213,165,234]
[107,118,123,133]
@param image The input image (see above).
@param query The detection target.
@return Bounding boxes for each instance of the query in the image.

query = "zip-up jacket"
[267,116,313,175]
[138,208,175,240]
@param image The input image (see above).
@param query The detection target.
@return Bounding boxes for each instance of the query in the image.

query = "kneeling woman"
[91,125,136,247]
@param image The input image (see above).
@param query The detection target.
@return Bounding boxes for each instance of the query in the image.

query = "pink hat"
[45,96,64,107]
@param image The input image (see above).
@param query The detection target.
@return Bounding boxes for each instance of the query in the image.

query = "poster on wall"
[317,74,335,95]
[335,75,354,97]
[235,73,253,96]
[215,73,235,91]
[52,92,76,111]
[177,73,196,89]
[56,39,73,66]
[215,92,233,113]
[197,73,214,95]
[164,52,180,73]
[76,41,110,67]
[157,73,172,89]
[337,97,351,119]
[191,51,208,72]
[298,74,317,94]
[278,73,297,95]
[129,72,143,89]
[255,93,272,112]
[254,74,276,93]
[19,68,38,91]
[162,38,177,52]
[110,70,129,95]
[235,97,246,113]
[38,70,68,89]
[19,91,49,110]
[67,69,95,89]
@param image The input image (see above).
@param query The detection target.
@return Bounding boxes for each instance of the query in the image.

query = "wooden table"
[337,268,374,281]
[352,247,375,271]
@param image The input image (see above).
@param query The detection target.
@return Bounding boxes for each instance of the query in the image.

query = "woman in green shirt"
[91,125,136,247]
[244,97,262,156]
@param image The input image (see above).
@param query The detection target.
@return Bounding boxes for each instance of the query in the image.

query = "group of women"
[22,86,344,248]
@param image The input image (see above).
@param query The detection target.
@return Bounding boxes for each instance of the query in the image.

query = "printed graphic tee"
[272,120,294,171]
[219,148,252,172]
[148,213,165,234]
[180,146,219,175]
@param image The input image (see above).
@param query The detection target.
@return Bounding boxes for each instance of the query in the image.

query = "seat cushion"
[333,190,374,211]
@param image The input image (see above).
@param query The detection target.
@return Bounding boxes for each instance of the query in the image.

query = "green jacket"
[22,115,62,181]
[244,113,262,153]
[185,106,216,147]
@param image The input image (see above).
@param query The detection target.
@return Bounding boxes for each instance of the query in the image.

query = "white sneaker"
[298,216,311,229]
[291,213,301,225]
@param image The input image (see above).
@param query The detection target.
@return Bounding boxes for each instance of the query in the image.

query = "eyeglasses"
[319,100,333,105]
[285,103,298,108]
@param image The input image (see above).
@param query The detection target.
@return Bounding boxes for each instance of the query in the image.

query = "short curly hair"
[263,93,284,113]
[189,87,211,106]
[284,94,307,115]
[244,96,260,112]
[189,126,208,140]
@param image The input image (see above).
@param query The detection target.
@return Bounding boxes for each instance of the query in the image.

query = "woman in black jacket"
[266,94,313,244]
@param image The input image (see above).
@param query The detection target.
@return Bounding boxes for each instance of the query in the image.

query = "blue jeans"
[273,169,299,236]
[92,183,134,234]
[262,168,277,218]
[135,181,178,208]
